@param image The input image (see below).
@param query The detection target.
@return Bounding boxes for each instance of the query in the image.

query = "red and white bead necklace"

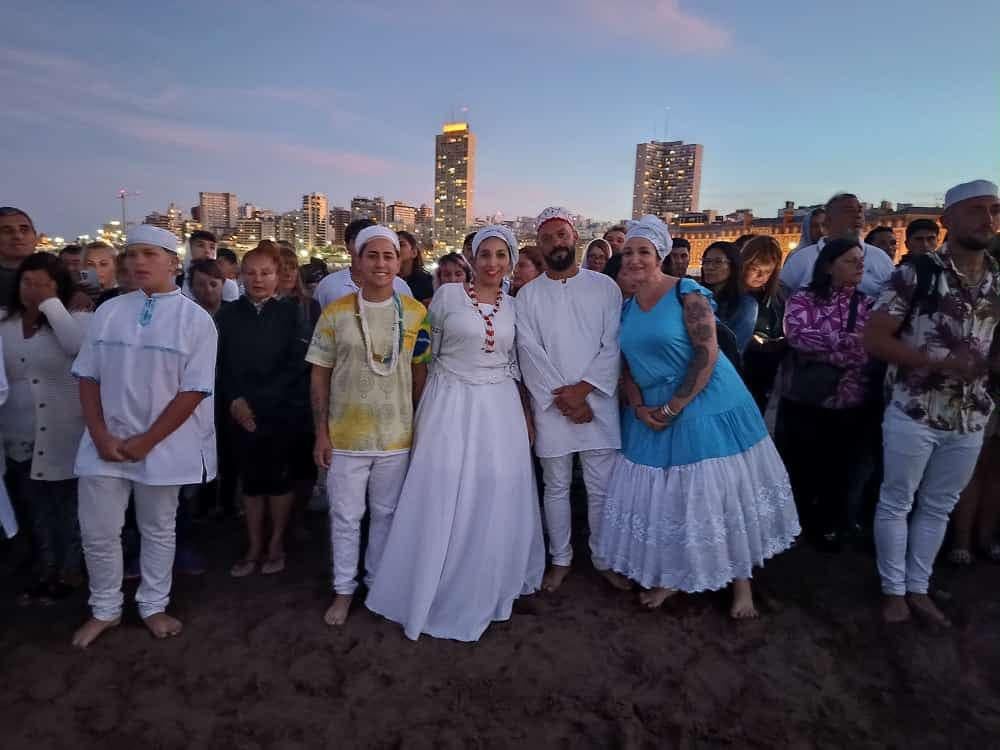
[466,283,504,353]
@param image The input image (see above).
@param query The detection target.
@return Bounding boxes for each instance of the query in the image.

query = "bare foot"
[324,594,353,626]
[638,587,677,609]
[71,617,121,649]
[541,565,571,592]
[907,593,951,627]
[598,569,634,591]
[142,612,183,639]
[881,595,911,624]
[730,579,759,619]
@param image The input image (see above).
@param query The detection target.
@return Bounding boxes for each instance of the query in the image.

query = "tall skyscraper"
[329,207,352,245]
[434,122,475,251]
[301,192,330,249]
[351,196,386,223]
[632,140,703,220]
[198,192,239,235]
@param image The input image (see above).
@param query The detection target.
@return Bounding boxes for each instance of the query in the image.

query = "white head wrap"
[471,225,519,266]
[625,215,673,259]
[536,206,574,233]
[582,238,612,270]
[945,180,999,210]
[126,224,180,255]
[354,225,400,256]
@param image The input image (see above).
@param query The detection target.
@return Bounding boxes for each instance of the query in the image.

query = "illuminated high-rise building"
[301,192,330,249]
[351,196,386,223]
[387,201,417,229]
[632,140,703,220]
[198,192,239,235]
[434,122,475,251]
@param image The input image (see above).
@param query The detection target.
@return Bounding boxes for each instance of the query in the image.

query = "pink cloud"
[575,0,731,54]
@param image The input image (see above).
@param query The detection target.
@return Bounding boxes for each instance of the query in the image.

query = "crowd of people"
[0,177,997,647]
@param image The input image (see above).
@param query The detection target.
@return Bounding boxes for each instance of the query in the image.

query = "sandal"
[261,557,285,575]
[230,559,258,578]
[948,548,973,566]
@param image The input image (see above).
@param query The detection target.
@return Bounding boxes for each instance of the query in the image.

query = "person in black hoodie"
[217,241,311,577]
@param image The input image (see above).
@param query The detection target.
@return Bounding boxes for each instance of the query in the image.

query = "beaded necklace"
[466,284,504,353]
[356,291,404,376]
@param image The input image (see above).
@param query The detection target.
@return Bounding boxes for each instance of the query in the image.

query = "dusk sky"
[4,0,999,238]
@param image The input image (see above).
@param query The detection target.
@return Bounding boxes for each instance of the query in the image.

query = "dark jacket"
[216,296,310,432]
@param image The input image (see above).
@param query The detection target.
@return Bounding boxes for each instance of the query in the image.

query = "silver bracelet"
[657,403,679,419]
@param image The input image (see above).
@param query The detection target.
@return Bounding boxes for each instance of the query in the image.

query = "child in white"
[71,225,218,649]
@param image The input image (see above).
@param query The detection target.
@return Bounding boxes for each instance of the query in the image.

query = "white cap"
[354,225,399,256]
[126,224,180,254]
[944,180,999,210]
[536,206,574,232]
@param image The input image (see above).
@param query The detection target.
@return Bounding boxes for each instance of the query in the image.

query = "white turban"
[354,225,400,255]
[625,215,673,259]
[126,224,180,255]
[471,225,519,266]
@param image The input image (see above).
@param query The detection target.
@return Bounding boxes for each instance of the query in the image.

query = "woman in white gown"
[367,225,545,641]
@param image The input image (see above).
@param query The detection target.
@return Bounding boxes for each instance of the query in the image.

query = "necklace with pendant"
[356,291,404,376]
[466,284,504,353]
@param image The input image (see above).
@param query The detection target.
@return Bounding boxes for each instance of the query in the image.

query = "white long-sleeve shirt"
[779,238,894,298]
[0,337,15,538]
[515,270,622,458]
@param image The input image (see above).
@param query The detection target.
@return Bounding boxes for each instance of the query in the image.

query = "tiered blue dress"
[594,279,799,592]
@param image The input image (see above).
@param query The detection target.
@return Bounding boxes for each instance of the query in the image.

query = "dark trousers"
[4,458,81,577]
[743,346,786,415]
[776,399,878,537]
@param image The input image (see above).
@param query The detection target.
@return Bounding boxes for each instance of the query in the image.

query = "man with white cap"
[780,192,895,298]
[307,225,431,626]
[70,224,218,648]
[864,179,1000,626]
[516,207,625,593]
[313,219,412,311]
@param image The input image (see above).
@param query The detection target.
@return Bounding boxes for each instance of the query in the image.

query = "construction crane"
[117,189,142,231]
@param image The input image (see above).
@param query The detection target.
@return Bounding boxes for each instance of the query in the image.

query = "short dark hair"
[463,232,477,251]
[0,207,36,232]
[604,224,627,237]
[807,237,862,300]
[671,237,691,251]
[825,193,860,211]
[3,252,75,325]
[864,226,894,245]
[189,229,216,244]
[59,244,82,256]
[345,218,376,246]
[905,218,939,240]
[188,258,225,286]
[216,247,238,265]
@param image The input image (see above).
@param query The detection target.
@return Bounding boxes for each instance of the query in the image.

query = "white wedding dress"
[366,283,545,641]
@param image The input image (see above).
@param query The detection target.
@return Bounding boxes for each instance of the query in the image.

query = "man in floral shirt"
[864,179,1000,626]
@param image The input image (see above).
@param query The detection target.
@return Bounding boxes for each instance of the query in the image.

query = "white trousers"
[327,452,409,595]
[538,449,616,569]
[874,407,983,596]
[78,476,181,620]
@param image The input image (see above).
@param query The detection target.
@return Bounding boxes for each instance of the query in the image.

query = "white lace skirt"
[593,437,799,592]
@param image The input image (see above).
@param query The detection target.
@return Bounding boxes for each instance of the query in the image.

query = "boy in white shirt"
[71,225,218,649]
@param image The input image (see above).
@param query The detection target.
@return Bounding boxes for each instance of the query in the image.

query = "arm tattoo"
[674,294,716,400]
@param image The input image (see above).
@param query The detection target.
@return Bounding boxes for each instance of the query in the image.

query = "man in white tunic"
[70,225,218,649]
[314,219,412,311]
[779,192,895,298]
[516,207,626,592]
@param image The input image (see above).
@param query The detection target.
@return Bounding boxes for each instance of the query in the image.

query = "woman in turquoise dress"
[593,216,799,618]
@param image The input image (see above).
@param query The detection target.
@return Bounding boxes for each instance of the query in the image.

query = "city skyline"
[4,1,998,238]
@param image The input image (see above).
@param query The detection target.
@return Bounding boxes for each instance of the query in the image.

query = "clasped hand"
[553,382,594,424]
[635,405,673,432]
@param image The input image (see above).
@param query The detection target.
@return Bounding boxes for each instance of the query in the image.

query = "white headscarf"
[625,215,672,259]
[582,238,612,269]
[471,225,519,266]
[354,225,400,255]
